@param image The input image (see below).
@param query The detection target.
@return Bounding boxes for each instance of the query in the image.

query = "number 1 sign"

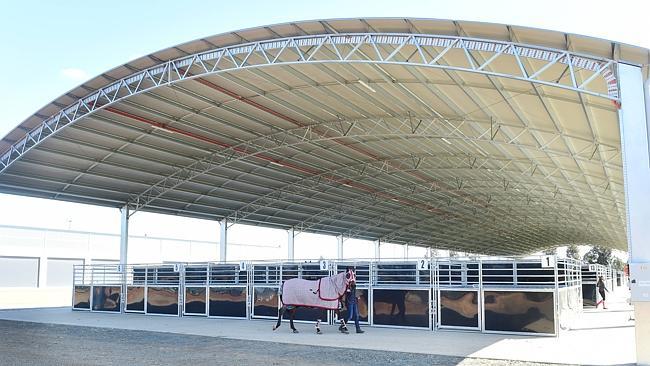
[541,255,555,268]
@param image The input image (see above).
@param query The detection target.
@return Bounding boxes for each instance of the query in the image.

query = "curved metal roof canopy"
[2,18,645,254]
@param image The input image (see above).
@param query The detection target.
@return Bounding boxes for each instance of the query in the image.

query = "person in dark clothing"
[596,276,609,309]
[345,279,364,334]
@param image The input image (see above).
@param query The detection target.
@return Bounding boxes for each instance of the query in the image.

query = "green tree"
[611,257,625,271]
[565,244,580,260]
[582,246,612,265]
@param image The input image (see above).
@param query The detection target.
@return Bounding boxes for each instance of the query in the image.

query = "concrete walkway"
[0,288,635,365]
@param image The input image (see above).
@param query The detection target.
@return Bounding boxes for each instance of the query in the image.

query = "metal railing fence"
[73,255,589,335]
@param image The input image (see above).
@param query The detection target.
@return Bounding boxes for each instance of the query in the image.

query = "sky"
[0,0,644,257]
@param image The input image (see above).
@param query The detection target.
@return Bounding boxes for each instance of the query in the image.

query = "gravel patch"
[0,320,573,366]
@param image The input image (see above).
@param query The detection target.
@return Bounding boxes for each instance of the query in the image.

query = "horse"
[273,268,356,334]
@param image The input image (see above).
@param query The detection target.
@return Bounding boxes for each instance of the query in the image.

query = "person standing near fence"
[345,268,364,334]
[596,276,609,309]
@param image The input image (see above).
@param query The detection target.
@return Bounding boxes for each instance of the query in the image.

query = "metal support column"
[618,63,650,365]
[337,235,343,259]
[404,244,409,259]
[119,205,129,265]
[374,239,381,260]
[288,228,295,261]
[219,219,228,263]
[119,205,129,313]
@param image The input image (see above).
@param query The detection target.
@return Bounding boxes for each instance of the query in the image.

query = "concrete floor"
[0,287,635,365]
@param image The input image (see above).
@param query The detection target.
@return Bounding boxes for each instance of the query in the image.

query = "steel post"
[119,205,129,313]
[288,228,295,260]
[618,63,650,365]
[219,219,227,263]
[337,235,343,259]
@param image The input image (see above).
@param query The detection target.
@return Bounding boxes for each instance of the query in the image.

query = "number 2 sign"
[418,259,430,270]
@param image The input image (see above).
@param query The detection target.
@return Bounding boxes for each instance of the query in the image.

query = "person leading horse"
[273,268,356,334]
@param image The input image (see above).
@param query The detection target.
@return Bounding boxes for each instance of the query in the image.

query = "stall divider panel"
[251,263,280,320]
[72,265,91,310]
[436,259,481,331]
[207,263,248,319]
[144,264,181,317]
[88,265,122,313]
[370,261,431,330]
[479,257,559,336]
[481,288,556,336]
[125,266,146,313]
[208,285,247,319]
[183,264,208,316]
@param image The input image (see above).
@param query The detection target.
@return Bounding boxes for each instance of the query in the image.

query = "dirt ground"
[0,320,572,366]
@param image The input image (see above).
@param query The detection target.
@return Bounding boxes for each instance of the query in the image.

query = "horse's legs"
[290,308,298,333]
[315,318,322,334]
[272,306,285,331]
[337,309,349,333]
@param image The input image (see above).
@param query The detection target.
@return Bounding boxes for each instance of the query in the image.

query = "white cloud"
[60,68,90,82]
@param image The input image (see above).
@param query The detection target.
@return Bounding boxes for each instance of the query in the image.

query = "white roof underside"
[2,18,646,254]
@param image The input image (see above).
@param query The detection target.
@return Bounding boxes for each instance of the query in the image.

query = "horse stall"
[370,260,432,329]
[207,263,248,318]
[124,264,181,316]
[480,257,558,336]
[436,258,480,331]
[251,261,331,324]
[72,264,122,313]
[180,263,249,318]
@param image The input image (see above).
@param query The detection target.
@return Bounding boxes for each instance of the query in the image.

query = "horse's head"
[345,267,357,289]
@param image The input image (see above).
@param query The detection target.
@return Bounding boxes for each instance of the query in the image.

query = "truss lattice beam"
[1,32,620,174]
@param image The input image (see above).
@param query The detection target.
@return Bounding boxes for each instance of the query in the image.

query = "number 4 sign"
[541,255,555,268]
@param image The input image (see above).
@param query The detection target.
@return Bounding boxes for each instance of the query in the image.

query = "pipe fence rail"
[73,255,598,336]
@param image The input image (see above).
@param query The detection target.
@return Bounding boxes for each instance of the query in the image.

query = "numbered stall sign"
[319,260,329,271]
[541,255,555,268]
[117,264,124,273]
[589,264,597,272]
[239,261,247,272]
[173,263,181,272]
[418,258,430,270]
